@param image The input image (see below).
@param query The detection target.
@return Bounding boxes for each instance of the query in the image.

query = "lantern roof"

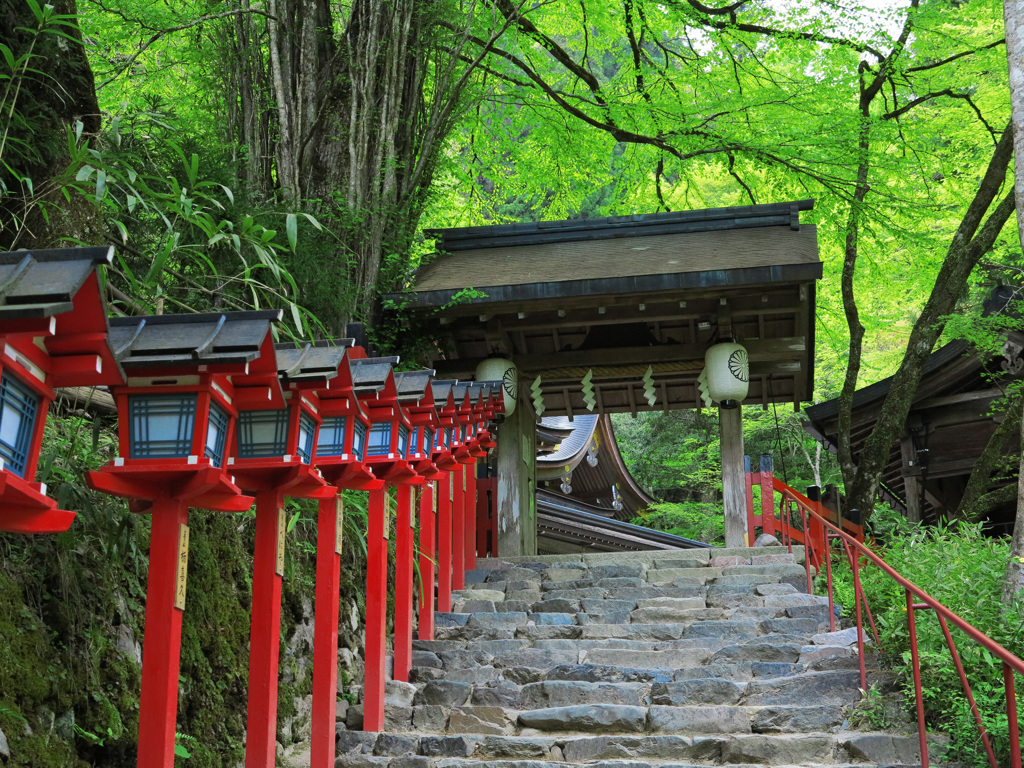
[275,340,353,385]
[349,356,399,395]
[0,246,111,319]
[394,369,435,403]
[109,310,282,372]
[0,246,123,386]
[430,379,457,409]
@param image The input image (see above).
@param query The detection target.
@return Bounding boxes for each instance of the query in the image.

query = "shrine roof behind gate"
[396,199,822,416]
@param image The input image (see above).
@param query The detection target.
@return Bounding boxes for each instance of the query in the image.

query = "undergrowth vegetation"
[825,508,1024,767]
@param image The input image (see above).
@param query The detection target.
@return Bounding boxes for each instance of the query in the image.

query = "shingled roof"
[0,246,113,319]
[276,340,353,384]
[109,311,282,369]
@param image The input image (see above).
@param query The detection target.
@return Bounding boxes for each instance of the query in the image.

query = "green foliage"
[632,501,725,545]
[825,509,1024,766]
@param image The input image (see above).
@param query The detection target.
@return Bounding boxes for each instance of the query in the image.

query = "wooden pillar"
[437,472,453,612]
[418,482,436,640]
[363,487,388,732]
[719,404,746,548]
[137,498,189,768]
[452,464,466,590]
[393,484,415,683]
[496,393,537,557]
[465,461,477,571]
[245,490,286,768]
[310,495,342,768]
[901,434,923,523]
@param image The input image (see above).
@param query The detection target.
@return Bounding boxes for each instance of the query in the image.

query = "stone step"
[337,729,948,766]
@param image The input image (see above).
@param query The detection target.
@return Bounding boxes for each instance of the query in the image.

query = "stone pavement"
[335,546,950,768]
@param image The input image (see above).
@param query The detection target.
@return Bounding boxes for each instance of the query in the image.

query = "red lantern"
[87,309,281,768]
[0,246,123,533]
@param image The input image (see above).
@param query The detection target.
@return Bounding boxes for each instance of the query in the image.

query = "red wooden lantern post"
[229,343,341,768]
[448,383,480,589]
[0,247,122,533]
[88,310,282,768]
[306,341,378,768]
[429,381,460,612]
[350,356,417,732]
[393,370,442,682]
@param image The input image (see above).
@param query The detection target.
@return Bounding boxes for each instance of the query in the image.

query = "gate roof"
[394,199,822,416]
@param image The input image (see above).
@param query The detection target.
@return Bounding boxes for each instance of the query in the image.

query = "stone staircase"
[338,546,950,768]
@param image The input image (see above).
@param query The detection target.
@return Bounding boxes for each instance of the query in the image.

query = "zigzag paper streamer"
[642,365,657,407]
[581,369,596,411]
[531,375,545,417]
[697,368,712,408]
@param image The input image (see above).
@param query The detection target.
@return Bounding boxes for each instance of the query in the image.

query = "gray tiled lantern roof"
[108,310,282,368]
[0,246,113,318]
[275,340,353,383]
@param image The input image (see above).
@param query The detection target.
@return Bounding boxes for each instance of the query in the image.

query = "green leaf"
[75,164,94,182]
[94,169,106,202]
[289,302,303,333]
[286,213,298,251]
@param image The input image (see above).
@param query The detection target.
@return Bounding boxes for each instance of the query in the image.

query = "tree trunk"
[1002,0,1024,608]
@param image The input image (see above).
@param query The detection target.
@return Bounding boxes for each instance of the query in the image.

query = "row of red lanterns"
[0,247,504,768]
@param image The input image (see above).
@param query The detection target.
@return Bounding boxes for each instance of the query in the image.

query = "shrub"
[824,507,1024,766]
[632,501,725,545]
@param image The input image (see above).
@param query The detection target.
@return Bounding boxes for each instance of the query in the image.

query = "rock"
[518,704,647,732]
[336,700,349,722]
[495,600,531,613]
[754,533,782,546]
[477,735,555,758]
[384,705,412,730]
[414,681,472,707]
[710,642,802,664]
[54,710,74,740]
[411,650,442,668]
[757,617,820,635]
[471,681,522,708]
[345,705,363,730]
[446,706,513,735]
[530,612,574,626]
[763,593,828,609]
[492,649,578,669]
[385,680,417,707]
[506,590,543,603]
[529,598,580,613]
[520,681,647,708]
[389,757,432,768]
[517,624,581,639]
[0,726,8,762]
[334,755,389,768]
[453,599,497,613]
[811,626,860,646]
[467,612,527,629]
[409,667,445,683]
[580,598,636,614]
[547,663,672,683]
[754,583,798,596]
[374,733,419,756]
[679,620,758,641]
[502,666,544,684]
[650,679,744,706]
[742,670,863,706]
[419,735,478,757]
[648,704,751,733]
[589,564,645,579]
[799,645,857,666]
[721,734,833,763]
[503,567,542,583]
[336,730,377,754]
[435,612,470,627]
[459,589,506,602]
[750,704,844,732]
[709,555,750,567]
[412,705,448,732]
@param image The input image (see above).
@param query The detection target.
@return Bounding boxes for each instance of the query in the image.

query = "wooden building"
[804,287,1021,532]
[393,200,823,553]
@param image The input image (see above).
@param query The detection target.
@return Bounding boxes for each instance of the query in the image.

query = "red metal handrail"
[748,472,1024,768]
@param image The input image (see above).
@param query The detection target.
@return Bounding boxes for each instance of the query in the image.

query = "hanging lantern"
[705,341,749,408]
[475,357,516,416]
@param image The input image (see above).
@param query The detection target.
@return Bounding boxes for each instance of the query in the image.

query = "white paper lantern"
[476,357,517,416]
[705,342,749,408]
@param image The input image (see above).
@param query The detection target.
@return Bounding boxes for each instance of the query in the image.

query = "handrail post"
[744,455,755,545]
[759,454,775,537]
[906,590,930,768]
[1005,663,1022,768]
[851,541,867,692]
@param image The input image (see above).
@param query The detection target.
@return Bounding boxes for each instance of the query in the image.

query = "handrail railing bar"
[825,532,837,632]
[1004,663,1022,768]
[906,590,931,768]
[935,611,999,768]
[772,479,1024,676]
